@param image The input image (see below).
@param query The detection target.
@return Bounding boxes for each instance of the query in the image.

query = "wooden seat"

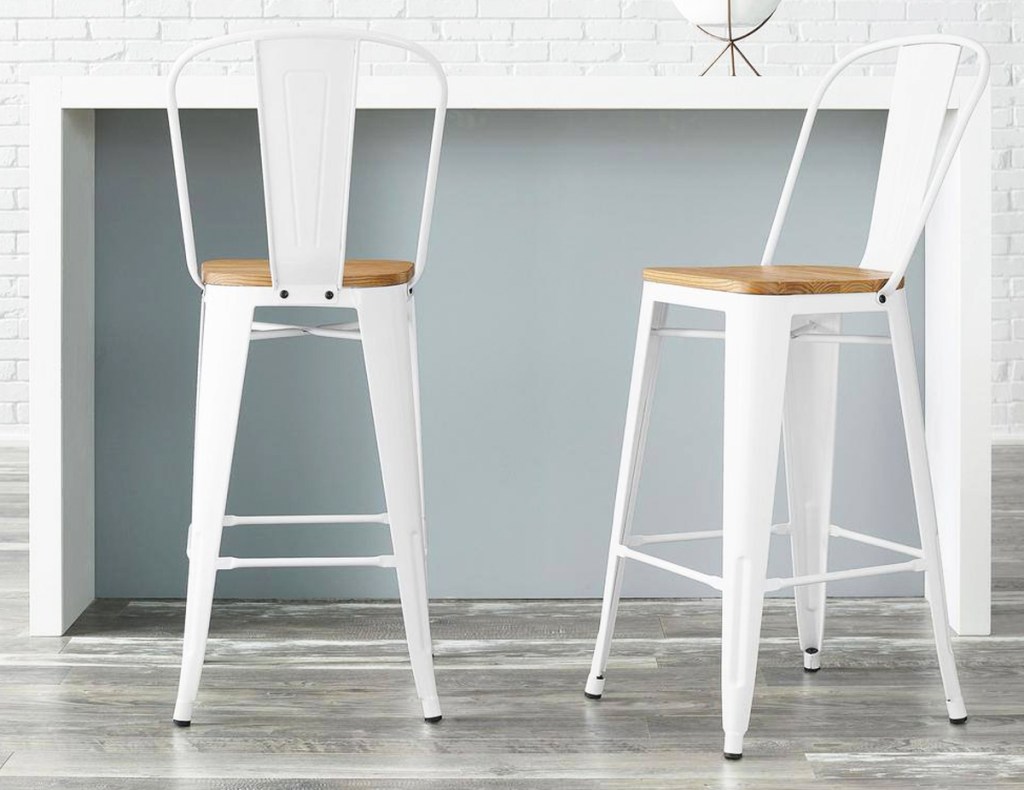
[201,259,414,288]
[642,265,903,296]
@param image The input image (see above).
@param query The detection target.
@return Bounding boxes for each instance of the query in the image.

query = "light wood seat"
[201,259,414,289]
[642,265,904,296]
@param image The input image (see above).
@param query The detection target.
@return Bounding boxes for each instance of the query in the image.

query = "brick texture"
[0,0,1020,436]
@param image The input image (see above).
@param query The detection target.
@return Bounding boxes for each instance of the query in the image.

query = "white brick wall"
[0,0,1021,438]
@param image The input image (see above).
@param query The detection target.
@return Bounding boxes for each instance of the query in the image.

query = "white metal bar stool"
[584,36,989,759]
[166,29,447,726]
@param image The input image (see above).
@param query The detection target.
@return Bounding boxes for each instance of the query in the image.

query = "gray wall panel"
[94,108,924,599]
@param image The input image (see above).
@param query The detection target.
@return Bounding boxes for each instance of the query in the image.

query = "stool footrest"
[616,545,723,591]
[828,525,923,558]
[618,529,925,595]
[216,554,397,570]
[765,558,925,593]
[652,328,724,340]
[628,523,921,559]
[223,513,389,526]
[629,523,791,547]
[627,530,722,547]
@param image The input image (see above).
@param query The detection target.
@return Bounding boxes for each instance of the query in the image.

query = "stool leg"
[585,289,667,699]
[408,295,427,559]
[173,288,254,726]
[359,286,442,723]
[783,314,839,673]
[721,302,791,759]
[408,296,433,653]
[887,291,967,723]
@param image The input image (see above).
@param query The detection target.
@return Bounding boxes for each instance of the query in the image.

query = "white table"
[28,76,992,636]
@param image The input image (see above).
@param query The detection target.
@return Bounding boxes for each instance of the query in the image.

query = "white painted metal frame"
[167,29,447,292]
[28,74,991,638]
[162,29,448,727]
[584,36,990,760]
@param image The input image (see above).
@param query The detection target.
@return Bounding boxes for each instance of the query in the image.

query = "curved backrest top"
[760,35,990,298]
[167,28,448,293]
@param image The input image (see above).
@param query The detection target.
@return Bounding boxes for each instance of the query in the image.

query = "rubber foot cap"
[172,719,191,728]
[949,716,968,725]
[724,752,743,761]
[424,715,442,724]
[584,691,602,700]
[803,666,821,673]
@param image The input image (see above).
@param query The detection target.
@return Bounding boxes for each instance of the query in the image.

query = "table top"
[38,75,972,111]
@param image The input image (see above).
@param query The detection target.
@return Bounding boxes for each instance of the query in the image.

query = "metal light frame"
[696,0,777,76]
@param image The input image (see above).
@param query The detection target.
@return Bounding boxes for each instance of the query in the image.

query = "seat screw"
[279,290,289,299]
[878,293,887,304]
[325,291,334,300]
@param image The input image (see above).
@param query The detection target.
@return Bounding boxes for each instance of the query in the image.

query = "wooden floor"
[1,444,1022,788]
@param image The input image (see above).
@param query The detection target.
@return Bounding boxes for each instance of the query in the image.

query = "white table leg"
[29,83,97,637]
[924,87,992,636]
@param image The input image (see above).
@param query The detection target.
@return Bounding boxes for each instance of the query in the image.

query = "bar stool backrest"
[760,35,990,298]
[167,29,448,293]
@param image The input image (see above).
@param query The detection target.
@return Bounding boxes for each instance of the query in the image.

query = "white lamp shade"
[672,0,781,28]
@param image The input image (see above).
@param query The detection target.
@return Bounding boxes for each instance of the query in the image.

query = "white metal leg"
[172,287,255,725]
[408,295,428,560]
[585,289,667,699]
[359,285,442,722]
[408,294,433,657]
[720,302,791,759]
[783,313,839,673]
[888,291,967,723]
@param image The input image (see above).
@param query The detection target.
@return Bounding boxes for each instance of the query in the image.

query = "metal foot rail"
[630,523,921,558]
[615,545,723,591]
[652,328,725,340]
[628,524,790,547]
[627,529,723,547]
[829,524,923,558]
[222,513,389,526]
[618,521,926,593]
[216,554,397,570]
[765,559,925,593]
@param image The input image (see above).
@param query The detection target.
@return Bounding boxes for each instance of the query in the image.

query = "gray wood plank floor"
[1,443,1022,788]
